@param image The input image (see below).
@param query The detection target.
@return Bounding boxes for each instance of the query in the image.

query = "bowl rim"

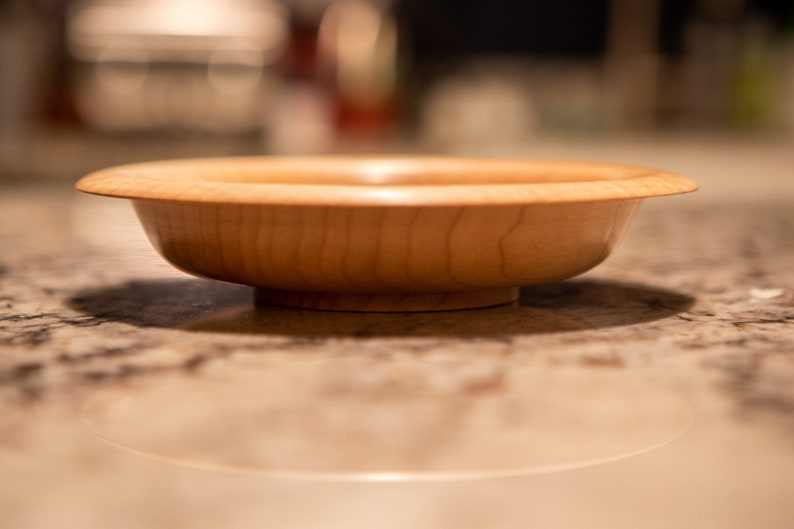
[75,155,698,206]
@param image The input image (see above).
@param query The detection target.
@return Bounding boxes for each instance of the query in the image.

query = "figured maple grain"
[77,157,696,311]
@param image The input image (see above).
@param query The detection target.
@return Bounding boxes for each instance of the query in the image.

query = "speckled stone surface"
[1,142,793,529]
[1,190,791,404]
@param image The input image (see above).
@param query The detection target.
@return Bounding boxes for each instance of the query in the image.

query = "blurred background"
[2,5,793,528]
[1,0,794,180]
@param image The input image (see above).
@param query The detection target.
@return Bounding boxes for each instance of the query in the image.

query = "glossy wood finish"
[77,157,697,311]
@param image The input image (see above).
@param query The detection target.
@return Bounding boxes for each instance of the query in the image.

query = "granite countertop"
[0,139,792,529]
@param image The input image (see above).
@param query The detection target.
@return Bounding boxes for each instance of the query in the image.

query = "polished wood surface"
[75,156,697,205]
[77,157,696,311]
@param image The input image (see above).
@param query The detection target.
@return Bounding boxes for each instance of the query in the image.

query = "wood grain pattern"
[77,157,697,311]
[76,156,697,206]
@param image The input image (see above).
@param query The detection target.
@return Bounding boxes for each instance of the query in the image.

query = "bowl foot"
[254,287,519,312]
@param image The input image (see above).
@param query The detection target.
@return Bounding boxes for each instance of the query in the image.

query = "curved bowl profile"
[76,157,697,311]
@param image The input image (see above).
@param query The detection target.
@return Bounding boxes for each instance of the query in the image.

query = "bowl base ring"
[254,287,519,312]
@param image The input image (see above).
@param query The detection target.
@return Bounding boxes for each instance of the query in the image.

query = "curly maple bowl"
[76,156,696,312]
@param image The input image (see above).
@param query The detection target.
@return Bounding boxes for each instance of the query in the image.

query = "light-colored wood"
[76,156,697,311]
[76,156,697,206]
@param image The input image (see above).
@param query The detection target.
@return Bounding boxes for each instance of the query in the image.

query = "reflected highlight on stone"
[80,358,693,481]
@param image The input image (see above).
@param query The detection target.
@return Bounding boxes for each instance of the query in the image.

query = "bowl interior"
[76,156,697,206]
[138,158,646,186]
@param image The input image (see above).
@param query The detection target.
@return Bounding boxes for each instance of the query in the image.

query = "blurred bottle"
[786,16,794,134]
[0,1,48,137]
[731,16,781,131]
[317,0,400,139]
[267,0,334,153]
[269,0,401,152]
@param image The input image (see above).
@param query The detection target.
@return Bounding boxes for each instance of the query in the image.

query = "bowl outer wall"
[131,198,643,293]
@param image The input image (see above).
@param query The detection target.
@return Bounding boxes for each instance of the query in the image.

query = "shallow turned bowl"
[76,156,697,312]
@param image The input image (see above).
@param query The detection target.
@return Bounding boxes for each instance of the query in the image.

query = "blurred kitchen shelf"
[0,130,265,183]
[2,129,792,203]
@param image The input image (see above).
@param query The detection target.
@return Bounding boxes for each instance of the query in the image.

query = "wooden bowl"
[76,156,697,312]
